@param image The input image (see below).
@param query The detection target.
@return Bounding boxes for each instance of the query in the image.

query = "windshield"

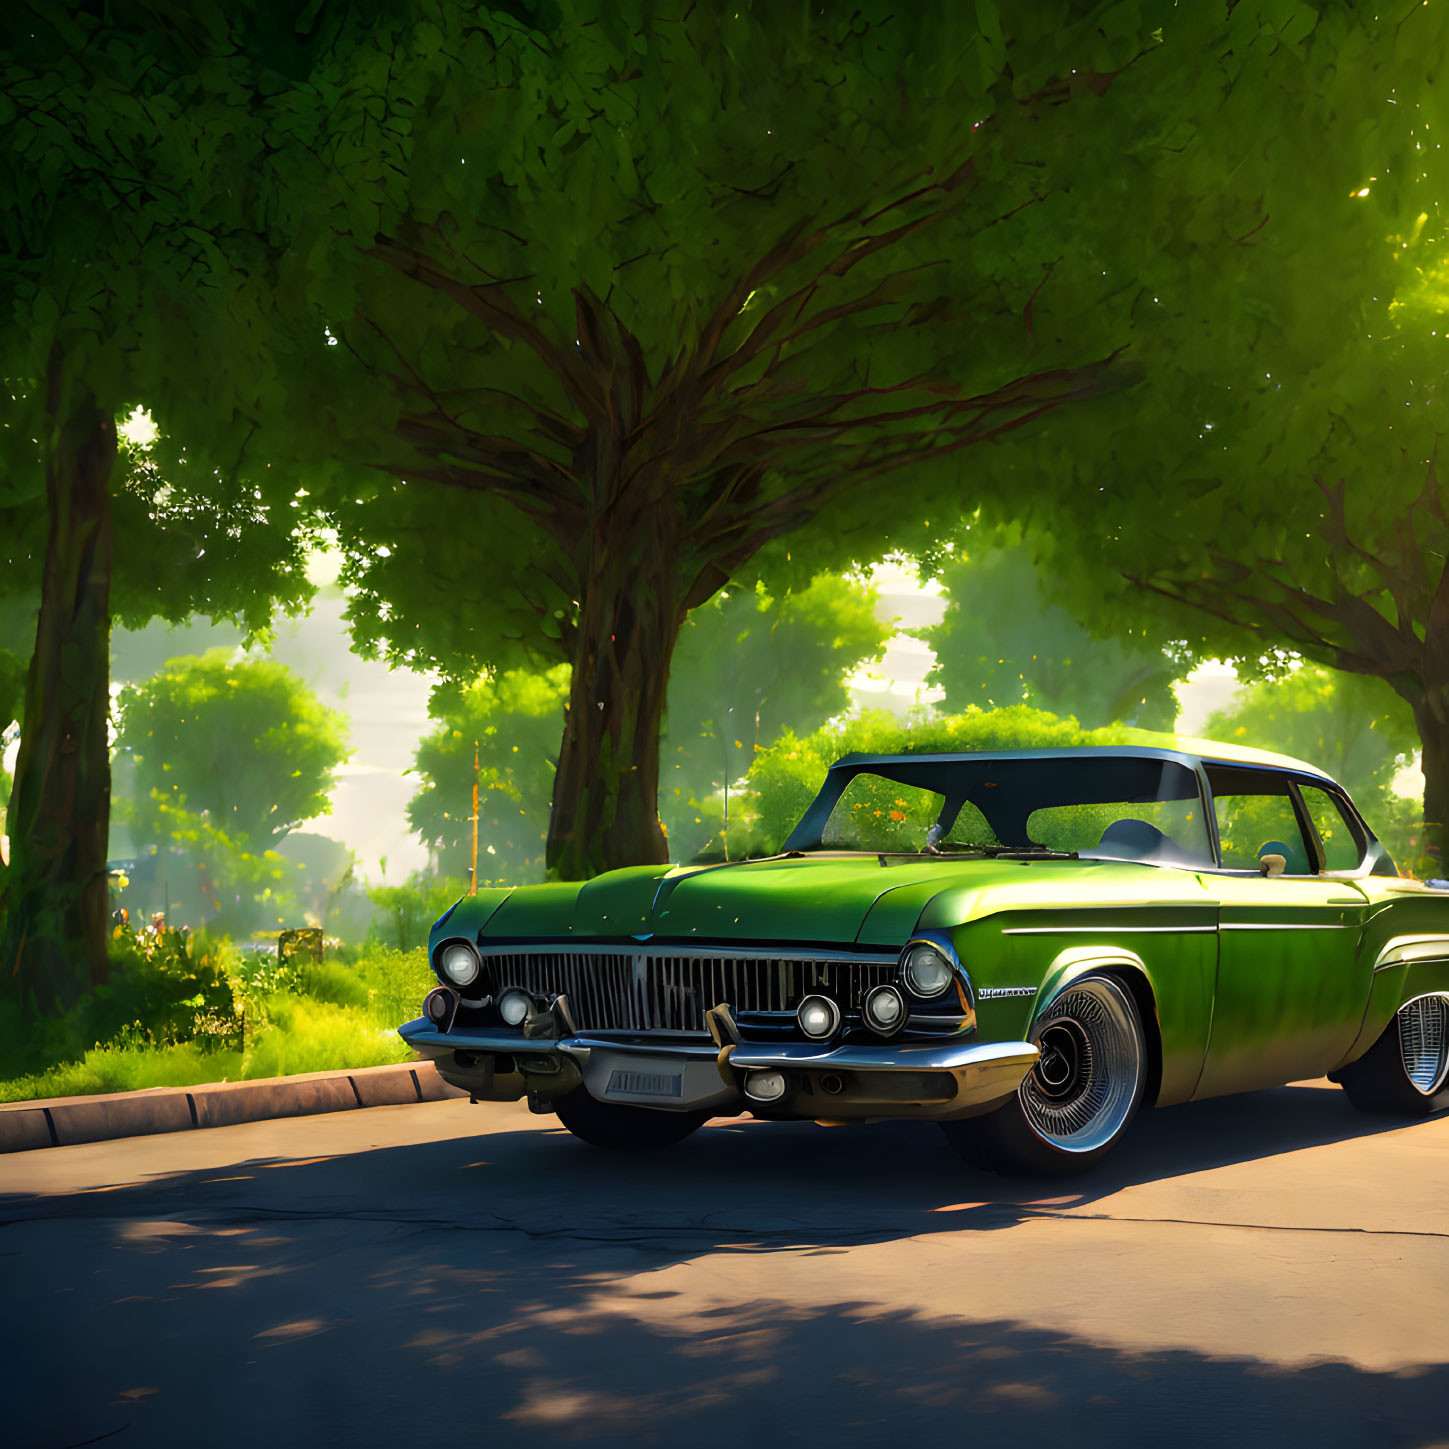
[803,755,1212,867]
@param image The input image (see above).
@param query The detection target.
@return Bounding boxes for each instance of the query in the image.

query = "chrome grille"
[1398,995,1449,1094]
[484,950,899,1034]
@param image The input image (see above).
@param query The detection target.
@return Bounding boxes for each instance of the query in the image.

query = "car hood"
[462,852,1199,951]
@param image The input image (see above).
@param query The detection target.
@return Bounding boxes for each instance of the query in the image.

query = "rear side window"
[1298,785,1363,871]
[1206,767,1314,873]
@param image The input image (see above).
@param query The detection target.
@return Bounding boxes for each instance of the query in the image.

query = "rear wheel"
[1335,996,1449,1116]
[942,974,1146,1176]
[553,1087,710,1150]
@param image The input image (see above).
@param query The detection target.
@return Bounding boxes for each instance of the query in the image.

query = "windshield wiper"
[920,841,1079,859]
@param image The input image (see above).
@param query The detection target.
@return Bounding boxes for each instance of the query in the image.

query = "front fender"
[1034,946,1177,1110]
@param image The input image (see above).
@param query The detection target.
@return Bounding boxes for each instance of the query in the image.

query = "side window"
[1206,767,1314,874]
[1298,785,1364,871]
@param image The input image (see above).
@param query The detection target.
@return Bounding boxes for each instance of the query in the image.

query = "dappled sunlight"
[181,1264,292,1291]
[3,1085,1446,1446]
[253,1318,332,1343]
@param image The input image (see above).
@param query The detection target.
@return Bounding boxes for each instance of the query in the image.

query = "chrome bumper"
[398,1019,1039,1122]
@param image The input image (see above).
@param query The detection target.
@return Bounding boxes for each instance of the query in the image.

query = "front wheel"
[942,974,1147,1176]
[1334,996,1449,1116]
[553,1087,711,1150]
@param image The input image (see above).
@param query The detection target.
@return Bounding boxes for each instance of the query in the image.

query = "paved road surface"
[2,1081,1446,1448]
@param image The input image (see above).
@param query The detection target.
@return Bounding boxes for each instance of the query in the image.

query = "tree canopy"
[407,663,570,885]
[114,650,351,848]
[660,573,889,855]
[920,531,1181,730]
[408,572,890,876]
[947,0,1449,859]
[0,2,323,1006]
[273,0,1179,877]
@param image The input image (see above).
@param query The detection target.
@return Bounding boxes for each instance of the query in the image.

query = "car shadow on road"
[3,1082,1446,1449]
[0,1077,1426,1250]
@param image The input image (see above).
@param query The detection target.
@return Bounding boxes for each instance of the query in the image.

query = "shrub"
[368,873,469,951]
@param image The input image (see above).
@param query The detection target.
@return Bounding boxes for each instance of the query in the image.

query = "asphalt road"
[2,1081,1446,1449]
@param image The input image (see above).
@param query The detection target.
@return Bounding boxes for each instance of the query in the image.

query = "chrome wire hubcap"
[1398,996,1449,1096]
[1020,977,1143,1152]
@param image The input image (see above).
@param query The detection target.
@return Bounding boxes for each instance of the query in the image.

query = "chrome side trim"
[1002,925,1216,936]
[1374,936,1449,972]
[1219,923,1350,932]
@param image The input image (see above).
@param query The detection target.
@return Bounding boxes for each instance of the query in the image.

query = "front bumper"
[398,1019,1039,1122]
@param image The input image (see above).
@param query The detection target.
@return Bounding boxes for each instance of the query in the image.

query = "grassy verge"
[0,941,436,1103]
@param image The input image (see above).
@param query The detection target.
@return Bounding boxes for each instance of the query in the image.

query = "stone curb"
[0,1060,468,1154]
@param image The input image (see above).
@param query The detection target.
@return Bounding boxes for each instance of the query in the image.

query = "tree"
[660,573,889,857]
[1202,666,1418,856]
[114,651,351,848]
[407,664,571,884]
[0,5,317,1008]
[407,573,889,874]
[977,1,1449,862]
[920,529,1180,729]
[1203,668,1417,808]
[278,0,1180,879]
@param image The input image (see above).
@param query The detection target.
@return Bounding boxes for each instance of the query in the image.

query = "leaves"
[113,650,352,848]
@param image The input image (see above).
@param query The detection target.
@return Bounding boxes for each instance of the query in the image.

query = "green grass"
[0,944,437,1103]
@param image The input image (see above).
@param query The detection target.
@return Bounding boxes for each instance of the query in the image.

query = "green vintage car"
[399,741,1449,1175]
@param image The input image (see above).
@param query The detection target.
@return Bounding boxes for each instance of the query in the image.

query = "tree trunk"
[1,375,117,1013]
[1414,692,1449,876]
[546,515,683,880]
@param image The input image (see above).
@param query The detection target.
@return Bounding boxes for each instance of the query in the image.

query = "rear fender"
[1334,936,1449,1070]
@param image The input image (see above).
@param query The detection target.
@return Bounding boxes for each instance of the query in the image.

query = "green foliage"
[940,2,1449,851]
[367,873,470,952]
[404,576,889,870]
[0,923,238,1083]
[661,575,890,858]
[115,650,351,845]
[1204,666,1422,870]
[407,667,569,883]
[922,533,1181,729]
[275,0,1182,873]
[745,705,1143,855]
[0,3,327,999]
[1203,668,1417,806]
[0,937,435,1103]
[112,793,299,928]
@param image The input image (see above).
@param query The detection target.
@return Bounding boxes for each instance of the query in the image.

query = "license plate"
[606,1069,682,1099]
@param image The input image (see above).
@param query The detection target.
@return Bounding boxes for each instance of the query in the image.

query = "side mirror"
[1259,854,1286,878]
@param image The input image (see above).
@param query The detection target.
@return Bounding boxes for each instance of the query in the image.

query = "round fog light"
[863,983,905,1036]
[425,988,454,1024]
[439,940,481,989]
[903,942,954,998]
[498,988,532,1027]
[797,994,841,1040]
[745,1070,787,1102]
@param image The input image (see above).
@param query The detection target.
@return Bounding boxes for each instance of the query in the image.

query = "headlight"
[863,983,906,1036]
[903,942,954,998]
[498,988,532,1027]
[438,940,481,989]
[797,994,841,1040]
